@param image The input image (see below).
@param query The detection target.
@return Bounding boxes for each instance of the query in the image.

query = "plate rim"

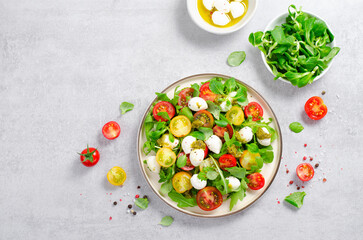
[136,73,283,218]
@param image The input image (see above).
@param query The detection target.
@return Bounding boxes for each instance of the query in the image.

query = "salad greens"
[135,197,149,210]
[120,102,134,114]
[143,76,278,212]
[284,192,307,208]
[249,5,340,87]
[289,122,304,133]
[227,51,246,67]
[159,216,174,226]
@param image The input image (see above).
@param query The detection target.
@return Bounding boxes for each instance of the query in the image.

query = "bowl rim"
[261,11,337,84]
[136,73,283,218]
[186,0,259,35]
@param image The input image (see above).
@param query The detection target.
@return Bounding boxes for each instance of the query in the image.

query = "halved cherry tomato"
[156,147,177,167]
[178,152,195,171]
[102,121,120,140]
[239,150,260,170]
[107,166,127,186]
[172,172,193,193]
[213,124,233,142]
[304,96,327,120]
[218,154,237,171]
[247,173,265,190]
[194,110,214,128]
[169,115,192,137]
[199,82,217,102]
[153,101,176,122]
[199,158,214,171]
[244,102,263,121]
[178,88,194,107]
[203,145,209,158]
[226,106,244,125]
[296,163,314,181]
[196,186,223,211]
[79,145,100,167]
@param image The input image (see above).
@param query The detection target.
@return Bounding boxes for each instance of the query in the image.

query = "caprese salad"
[142,77,277,211]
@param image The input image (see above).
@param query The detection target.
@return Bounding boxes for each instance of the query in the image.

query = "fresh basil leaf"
[289,122,304,133]
[159,181,173,196]
[209,78,225,95]
[226,167,246,179]
[246,143,259,153]
[155,92,171,102]
[135,197,149,209]
[179,107,194,121]
[168,190,197,208]
[176,154,187,168]
[227,51,246,67]
[284,192,306,208]
[215,119,228,127]
[255,156,263,169]
[206,170,219,180]
[224,78,237,94]
[189,131,205,140]
[206,100,221,120]
[120,102,134,114]
[199,127,213,140]
[157,112,170,121]
[159,216,174,227]
[259,146,274,163]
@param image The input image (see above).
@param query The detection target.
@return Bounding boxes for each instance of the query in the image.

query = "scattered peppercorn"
[289,181,294,185]
[304,144,307,147]
[143,195,148,199]
[135,194,139,198]
[315,163,319,168]
[303,156,307,160]
[133,211,137,216]
[323,178,327,183]
[309,156,313,161]
[286,169,289,174]
[297,187,301,190]
[322,91,326,95]
[113,201,117,206]
[137,186,141,189]
[128,204,132,209]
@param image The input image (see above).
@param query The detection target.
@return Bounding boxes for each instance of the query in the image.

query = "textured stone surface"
[0,0,362,239]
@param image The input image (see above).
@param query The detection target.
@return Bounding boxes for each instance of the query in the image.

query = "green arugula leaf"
[246,143,259,153]
[155,92,171,102]
[284,192,306,208]
[135,197,149,209]
[209,78,225,95]
[228,52,246,67]
[120,102,134,114]
[159,216,174,227]
[190,83,200,97]
[206,101,221,120]
[215,119,228,127]
[176,154,187,168]
[168,190,197,208]
[289,122,304,133]
[157,112,170,121]
[210,156,229,195]
[159,166,175,183]
[259,146,274,163]
[229,188,245,211]
[226,167,246,179]
[168,131,175,143]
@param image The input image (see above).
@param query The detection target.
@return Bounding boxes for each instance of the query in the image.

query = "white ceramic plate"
[262,12,337,84]
[187,0,258,35]
[137,73,282,218]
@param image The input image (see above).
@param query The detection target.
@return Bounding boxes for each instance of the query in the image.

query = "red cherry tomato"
[199,82,217,102]
[153,101,176,122]
[203,145,209,158]
[247,173,265,190]
[244,102,263,121]
[218,154,237,171]
[193,110,214,128]
[196,186,223,211]
[296,163,314,181]
[178,88,194,107]
[178,152,195,171]
[213,124,233,142]
[79,145,100,167]
[102,121,121,140]
[304,96,327,120]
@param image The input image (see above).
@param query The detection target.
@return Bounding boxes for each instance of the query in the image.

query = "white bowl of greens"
[249,5,340,87]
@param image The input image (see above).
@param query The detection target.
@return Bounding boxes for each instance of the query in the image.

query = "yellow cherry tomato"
[226,106,244,126]
[169,115,192,137]
[172,172,193,193]
[199,158,214,171]
[107,166,127,186]
[239,150,260,170]
[156,147,177,167]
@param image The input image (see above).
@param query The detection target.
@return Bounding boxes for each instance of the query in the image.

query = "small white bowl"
[187,0,258,35]
[262,11,336,84]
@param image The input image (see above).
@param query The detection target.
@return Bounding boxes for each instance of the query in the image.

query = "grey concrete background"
[0,0,362,239]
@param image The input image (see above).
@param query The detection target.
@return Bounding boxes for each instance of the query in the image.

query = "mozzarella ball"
[220,100,232,112]
[212,11,230,26]
[203,0,214,11]
[190,149,205,167]
[146,156,160,173]
[182,136,196,154]
[158,134,179,149]
[188,97,208,112]
[230,1,245,18]
[190,174,207,190]
[214,0,231,13]
[205,135,222,154]
[238,126,253,143]
[257,127,271,146]
[228,91,237,98]
[226,176,240,191]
